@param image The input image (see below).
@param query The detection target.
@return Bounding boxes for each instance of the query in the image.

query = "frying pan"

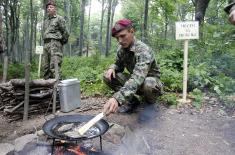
[42,114,109,141]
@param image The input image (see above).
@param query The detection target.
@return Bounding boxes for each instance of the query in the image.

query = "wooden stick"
[182,39,189,102]
[78,112,105,136]
[4,101,24,113]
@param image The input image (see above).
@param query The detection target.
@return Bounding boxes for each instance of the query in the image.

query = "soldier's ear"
[130,28,134,34]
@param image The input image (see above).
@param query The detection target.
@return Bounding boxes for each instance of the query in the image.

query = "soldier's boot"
[138,79,160,123]
[138,102,159,123]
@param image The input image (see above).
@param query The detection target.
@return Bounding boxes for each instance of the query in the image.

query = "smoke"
[113,125,154,155]
[15,141,51,155]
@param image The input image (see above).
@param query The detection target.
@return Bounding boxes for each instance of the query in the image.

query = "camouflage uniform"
[103,39,163,105]
[43,14,69,79]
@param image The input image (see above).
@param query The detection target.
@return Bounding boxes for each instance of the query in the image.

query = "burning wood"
[53,142,102,155]
[67,146,87,155]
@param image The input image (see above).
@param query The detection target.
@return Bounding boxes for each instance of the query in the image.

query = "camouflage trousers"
[103,72,163,104]
[43,39,63,79]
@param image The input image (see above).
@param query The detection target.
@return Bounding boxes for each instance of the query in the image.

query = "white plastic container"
[58,79,81,112]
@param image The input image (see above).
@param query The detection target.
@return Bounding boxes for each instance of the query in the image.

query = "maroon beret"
[111,19,133,37]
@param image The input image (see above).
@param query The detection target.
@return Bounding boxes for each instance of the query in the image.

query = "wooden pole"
[52,56,59,114]
[182,40,189,102]
[23,17,30,121]
[38,54,42,78]
[2,55,8,83]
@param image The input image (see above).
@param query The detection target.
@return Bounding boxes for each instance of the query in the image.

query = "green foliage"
[188,63,211,90]
[157,48,184,92]
[189,88,204,109]
[160,67,182,92]
[158,48,183,70]
[0,63,24,79]
[121,0,144,32]
[159,93,179,106]
[61,54,114,96]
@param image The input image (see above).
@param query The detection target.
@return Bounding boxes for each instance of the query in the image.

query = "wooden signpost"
[175,21,199,103]
[35,46,43,78]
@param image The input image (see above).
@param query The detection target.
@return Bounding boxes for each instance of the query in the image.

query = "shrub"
[189,88,204,109]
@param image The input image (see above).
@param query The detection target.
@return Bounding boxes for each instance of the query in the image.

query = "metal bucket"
[58,79,81,112]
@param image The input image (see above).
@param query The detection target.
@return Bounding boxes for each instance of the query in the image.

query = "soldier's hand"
[103,98,119,115]
[105,69,116,81]
[229,10,235,25]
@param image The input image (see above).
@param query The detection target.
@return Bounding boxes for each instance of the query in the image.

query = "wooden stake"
[38,54,42,78]
[183,40,189,102]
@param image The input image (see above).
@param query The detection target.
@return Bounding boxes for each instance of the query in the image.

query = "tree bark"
[195,0,210,24]
[86,0,92,57]
[30,0,34,62]
[79,0,86,56]
[109,0,118,50]
[10,79,56,87]
[23,17,30,121]
[105,0,112,57]
[143,0,149,43]
[0,10,4,53]
[64,0,71,56]
[99,0,106,55]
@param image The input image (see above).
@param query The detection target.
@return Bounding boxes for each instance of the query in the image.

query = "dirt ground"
[0,96,235,155]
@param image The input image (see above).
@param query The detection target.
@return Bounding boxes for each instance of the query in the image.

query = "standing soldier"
[43,1,69,79]
[103,19,163,122]
[225,0,235,25]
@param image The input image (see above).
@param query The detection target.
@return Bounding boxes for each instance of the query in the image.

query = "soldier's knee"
[143,77,156,92]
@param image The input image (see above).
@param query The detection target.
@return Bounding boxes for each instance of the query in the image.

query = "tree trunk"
[164,11,168,40]
[195,0,210,24]
[30,0,34,62]
[143,0,149,43]
[79,0,86,56]
[2,0,9,82]
[2,55,8,83]
[105,0,112,57]
[34,13,38,49]
[99,0,106,55]
[9,0,20,63]
[64,0,71,56]
[109,0,118,50]
[23,17,30,121]
[0,10,4,53]
[86,0,92,57]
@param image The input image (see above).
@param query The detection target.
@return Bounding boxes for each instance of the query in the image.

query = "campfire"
[42,114,110,155]
[54,142,95,155]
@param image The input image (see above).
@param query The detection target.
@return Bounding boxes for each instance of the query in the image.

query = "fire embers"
[54,142,101,155]
[55,145,87,155]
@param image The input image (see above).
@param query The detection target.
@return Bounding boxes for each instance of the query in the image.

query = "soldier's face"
[47,5,56,16]
[115,28,134,48]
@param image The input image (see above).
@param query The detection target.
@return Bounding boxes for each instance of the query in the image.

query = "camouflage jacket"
[110,39,160,105]
[225,0,235,14]
[43,15,69,44]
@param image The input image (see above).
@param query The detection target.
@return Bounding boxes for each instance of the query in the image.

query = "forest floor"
[0,95,235,155]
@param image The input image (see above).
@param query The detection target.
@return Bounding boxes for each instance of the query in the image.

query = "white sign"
[36,46,43,54]
[175,21,199,40]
